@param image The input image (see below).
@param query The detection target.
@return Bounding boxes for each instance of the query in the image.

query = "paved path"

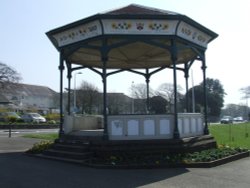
[0,136,250,188]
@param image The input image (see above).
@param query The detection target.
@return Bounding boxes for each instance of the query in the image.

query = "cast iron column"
[171,40,180,139]
[66,62,72,115]
[102,56,108,140]
[59,52,65,137]
[145,68,150,113]
[201,53,209,135]
[184,63,189,112]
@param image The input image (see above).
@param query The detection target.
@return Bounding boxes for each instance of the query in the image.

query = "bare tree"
[240,86,250,104]
[156,83,183,112]
[129,83,154,99]
[0,62,22,89]
[240,86,250,120]
[77,81,100,114]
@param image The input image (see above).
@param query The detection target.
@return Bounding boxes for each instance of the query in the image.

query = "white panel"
[176,21,211,48]
[197,118,202,132]
[178,119,183,134]
[54,20,102,47]
[159,119,170,134]
[127,120,139,136]
[144,119,155,135]
[191,118,197,133]
[111,120,123,135]
[184,118,190,134]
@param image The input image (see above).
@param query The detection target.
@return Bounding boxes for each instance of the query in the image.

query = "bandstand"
[46,4,218,149]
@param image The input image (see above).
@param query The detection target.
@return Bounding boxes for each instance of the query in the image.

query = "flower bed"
[90,146,249,168]
[27,141,250,168]
[26,140,53,154]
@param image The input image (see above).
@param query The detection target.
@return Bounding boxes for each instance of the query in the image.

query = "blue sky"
[1,0,250,105]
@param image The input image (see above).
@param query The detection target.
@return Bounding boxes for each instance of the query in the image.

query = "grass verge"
[22,133,58,141]
[209,122,250,149]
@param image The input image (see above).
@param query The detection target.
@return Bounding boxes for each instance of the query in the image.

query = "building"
[1,83,57,114]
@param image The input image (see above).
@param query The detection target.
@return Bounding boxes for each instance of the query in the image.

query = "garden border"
[84,151,250,169]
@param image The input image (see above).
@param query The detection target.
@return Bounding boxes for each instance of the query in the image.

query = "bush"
[7,116,18,123]
[93,145,249,166]
[26,140,53,154]
[47,120,57,124]
[45,113,60,121]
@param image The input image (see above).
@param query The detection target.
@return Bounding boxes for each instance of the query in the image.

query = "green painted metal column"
[184,63,189,112]
[66,62,72,115]
[101,39,109,140]
[201,53,209,135]
[171,39,180,139]
[145,68,150,113]
[102,56,108,140]
[59,52,65,137]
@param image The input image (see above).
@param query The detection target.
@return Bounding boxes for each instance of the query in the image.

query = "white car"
[233,117,244,122]
[21,113,46,123]
[220,116,233,124]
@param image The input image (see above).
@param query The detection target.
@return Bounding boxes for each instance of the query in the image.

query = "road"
[0,138,250,188]
[0,130,250,187]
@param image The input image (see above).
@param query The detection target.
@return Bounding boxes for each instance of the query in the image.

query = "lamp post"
[73,72,82,112]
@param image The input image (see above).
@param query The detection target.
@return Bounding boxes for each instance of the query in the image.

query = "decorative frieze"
[52,19,211,48]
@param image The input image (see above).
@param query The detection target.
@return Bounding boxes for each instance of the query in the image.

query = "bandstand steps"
[52,143,89,152]
[43,149,93,160]
[40,135,217,165]
[41,141,94,163]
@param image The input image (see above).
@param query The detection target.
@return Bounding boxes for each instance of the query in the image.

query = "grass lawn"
[23,133,58,141]
[209,122,250,149]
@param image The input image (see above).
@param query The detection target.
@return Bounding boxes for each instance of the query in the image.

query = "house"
[0,93,10,105]
[1,83,58,114]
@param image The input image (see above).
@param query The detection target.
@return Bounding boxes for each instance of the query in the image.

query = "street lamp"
[73,72,82,112]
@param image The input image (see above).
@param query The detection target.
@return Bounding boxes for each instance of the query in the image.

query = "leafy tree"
[0,62,21,89]
[107,93,131,115]
[149,96,167,114]
[185,78,225,117]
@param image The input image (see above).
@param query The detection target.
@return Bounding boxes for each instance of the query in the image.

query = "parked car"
[233,116,244,122]
[21,113,46,123]
[220,116,233,124]
[0,112,21,122]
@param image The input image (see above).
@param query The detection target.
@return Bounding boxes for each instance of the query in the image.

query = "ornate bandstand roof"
[47,4,218,69]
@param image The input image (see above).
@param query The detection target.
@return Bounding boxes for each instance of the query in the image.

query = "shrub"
[45,113,60,121]
[26,140,53,154]
[93,146,249,166]
[47,120,57,124]
[7,116,18,123]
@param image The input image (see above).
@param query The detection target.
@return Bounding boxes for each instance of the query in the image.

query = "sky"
[1,0,250,105]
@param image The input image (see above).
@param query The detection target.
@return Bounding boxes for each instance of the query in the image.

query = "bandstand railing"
[63,113,204,140]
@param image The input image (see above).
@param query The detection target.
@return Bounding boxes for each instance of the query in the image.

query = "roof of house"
[2,83,56,98]
[0,93,10,104]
